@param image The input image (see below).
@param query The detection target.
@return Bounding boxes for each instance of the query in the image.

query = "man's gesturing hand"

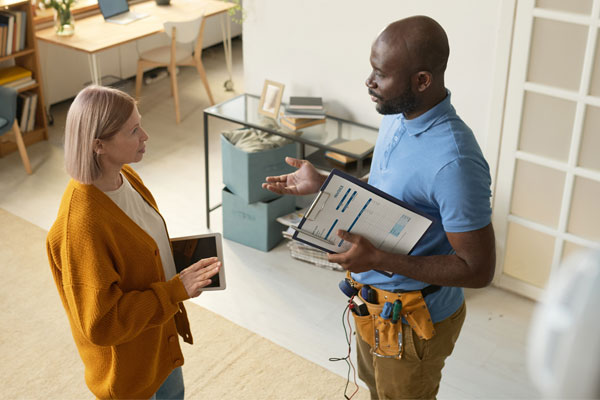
[327,230,380,273]
[179,257,221,298]
[262,157,326,196]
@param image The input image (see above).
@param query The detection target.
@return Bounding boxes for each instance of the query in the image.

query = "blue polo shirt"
[352,92,492,322]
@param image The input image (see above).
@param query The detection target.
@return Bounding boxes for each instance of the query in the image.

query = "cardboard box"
[221,134,298,203]
[222,187,296,252]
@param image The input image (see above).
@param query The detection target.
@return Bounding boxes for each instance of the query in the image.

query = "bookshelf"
[0,0,47,157]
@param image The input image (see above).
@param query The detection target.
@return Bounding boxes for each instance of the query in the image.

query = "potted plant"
[41,0,76,36]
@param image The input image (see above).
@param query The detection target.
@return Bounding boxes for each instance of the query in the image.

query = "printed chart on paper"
[296,173,432,254]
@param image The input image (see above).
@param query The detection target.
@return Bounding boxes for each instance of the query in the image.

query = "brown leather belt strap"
[419,284,441,297]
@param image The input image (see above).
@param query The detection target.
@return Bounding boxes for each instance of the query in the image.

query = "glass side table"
[203,93,378,228]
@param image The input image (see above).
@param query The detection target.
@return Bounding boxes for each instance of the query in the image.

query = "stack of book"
[0,9,28,56]
[0,65,35,91]
[280,96,326,131]
[324,138,374,165]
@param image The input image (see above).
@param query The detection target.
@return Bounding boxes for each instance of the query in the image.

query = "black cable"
[329,302,358,400]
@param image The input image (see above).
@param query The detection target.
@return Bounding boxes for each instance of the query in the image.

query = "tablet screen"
[172,235,222,289]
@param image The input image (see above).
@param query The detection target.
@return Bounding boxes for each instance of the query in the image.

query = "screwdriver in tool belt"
[361,286,369,301]
[380,302,393,319]
[391,300,402,323]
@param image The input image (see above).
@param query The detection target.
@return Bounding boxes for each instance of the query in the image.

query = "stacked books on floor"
[276,208,343,272]
[16,90,38,133]
[0,65,36,91]
[0,9,28,56]
[280,96,326,131]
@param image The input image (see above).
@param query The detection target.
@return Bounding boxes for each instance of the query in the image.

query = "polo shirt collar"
[400,90,452,137]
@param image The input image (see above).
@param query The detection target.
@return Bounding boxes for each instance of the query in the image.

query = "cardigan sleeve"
[59,231,190,346]
[63,277,189,346]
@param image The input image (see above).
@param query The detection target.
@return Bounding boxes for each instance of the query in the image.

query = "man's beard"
[375,85,417,115]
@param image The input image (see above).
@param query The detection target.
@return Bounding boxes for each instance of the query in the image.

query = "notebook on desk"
[98,0,149,25]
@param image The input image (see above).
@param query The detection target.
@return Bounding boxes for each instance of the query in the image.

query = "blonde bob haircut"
[64,85,136,184]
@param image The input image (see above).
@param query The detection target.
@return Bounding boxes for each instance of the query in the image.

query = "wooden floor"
[0,37,541,399]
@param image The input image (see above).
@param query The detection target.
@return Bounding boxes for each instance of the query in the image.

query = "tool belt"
[346,272,439,359]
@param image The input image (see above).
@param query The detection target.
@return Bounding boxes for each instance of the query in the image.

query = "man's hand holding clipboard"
[263,160,435,274]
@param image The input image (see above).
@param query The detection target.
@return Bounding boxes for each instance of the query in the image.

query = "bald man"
[263,16,495,399]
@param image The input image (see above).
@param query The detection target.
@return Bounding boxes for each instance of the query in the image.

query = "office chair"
[135,14,215,124]
[0,86,32,174]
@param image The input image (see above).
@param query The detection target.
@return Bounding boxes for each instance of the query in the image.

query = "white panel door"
[494,0,600,299]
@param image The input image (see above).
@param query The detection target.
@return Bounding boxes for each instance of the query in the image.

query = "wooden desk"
[36,0,236,86]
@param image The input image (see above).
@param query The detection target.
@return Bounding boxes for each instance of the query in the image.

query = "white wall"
[242,0,515,154]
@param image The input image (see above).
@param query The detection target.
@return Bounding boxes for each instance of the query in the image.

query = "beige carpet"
[0,208,368,399]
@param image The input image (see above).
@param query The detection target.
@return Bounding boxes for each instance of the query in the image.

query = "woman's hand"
[179,257,221,298]
[262,157,327,196]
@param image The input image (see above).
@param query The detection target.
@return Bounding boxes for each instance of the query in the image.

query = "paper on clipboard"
[292,169,434,256]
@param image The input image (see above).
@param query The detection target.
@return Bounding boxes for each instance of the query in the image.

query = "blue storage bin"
[221,134,298,204]
[222,187,296,252]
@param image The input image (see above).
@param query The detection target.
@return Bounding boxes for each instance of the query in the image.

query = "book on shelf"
[26,92,38,132]
[4,76,36,90]
[17,92,30,132]
[16,91,38,133]
[324,139,375,165]
[0,66,32,86]
[13,11,21,52]
[280,116,325,131]
[282,107,326,119]
[0,9,24,55]
[325,151,356,165]
[280,112,324,125]
[12,10,26,52]
[0,25,6,57]
[0,11,14,56]
[288,96,323,110]
[331,138,374,155]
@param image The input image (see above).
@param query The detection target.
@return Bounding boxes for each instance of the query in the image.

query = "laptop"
[98,0,149,25]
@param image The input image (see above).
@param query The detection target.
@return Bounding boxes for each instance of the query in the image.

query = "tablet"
[170,233,226,291]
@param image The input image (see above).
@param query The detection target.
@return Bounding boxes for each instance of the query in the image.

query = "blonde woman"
[47,85,219,399]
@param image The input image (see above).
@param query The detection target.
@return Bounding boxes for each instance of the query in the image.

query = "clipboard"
[292,169,436,260]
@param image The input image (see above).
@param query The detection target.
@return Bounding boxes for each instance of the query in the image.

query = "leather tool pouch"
[349,276,436,359]
[353,293,404,358]
[398,291,436,340]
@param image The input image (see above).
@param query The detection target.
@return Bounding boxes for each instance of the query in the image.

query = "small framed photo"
[258,80,285,119]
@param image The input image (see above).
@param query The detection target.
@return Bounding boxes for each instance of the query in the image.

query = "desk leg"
[204,111,211,229]
[87,53,102,86]
[220,14,234,91]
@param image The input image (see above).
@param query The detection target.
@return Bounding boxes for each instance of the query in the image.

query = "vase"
[54,8,75,37]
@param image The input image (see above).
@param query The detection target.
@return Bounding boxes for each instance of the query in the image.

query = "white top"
[104,175,178,280]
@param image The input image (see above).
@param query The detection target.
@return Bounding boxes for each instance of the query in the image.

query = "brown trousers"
[356,301,466,400]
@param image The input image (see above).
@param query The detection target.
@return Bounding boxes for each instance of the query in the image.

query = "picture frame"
[257,80,285,119]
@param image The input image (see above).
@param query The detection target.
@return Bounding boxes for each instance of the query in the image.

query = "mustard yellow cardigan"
[46,165,193,399]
